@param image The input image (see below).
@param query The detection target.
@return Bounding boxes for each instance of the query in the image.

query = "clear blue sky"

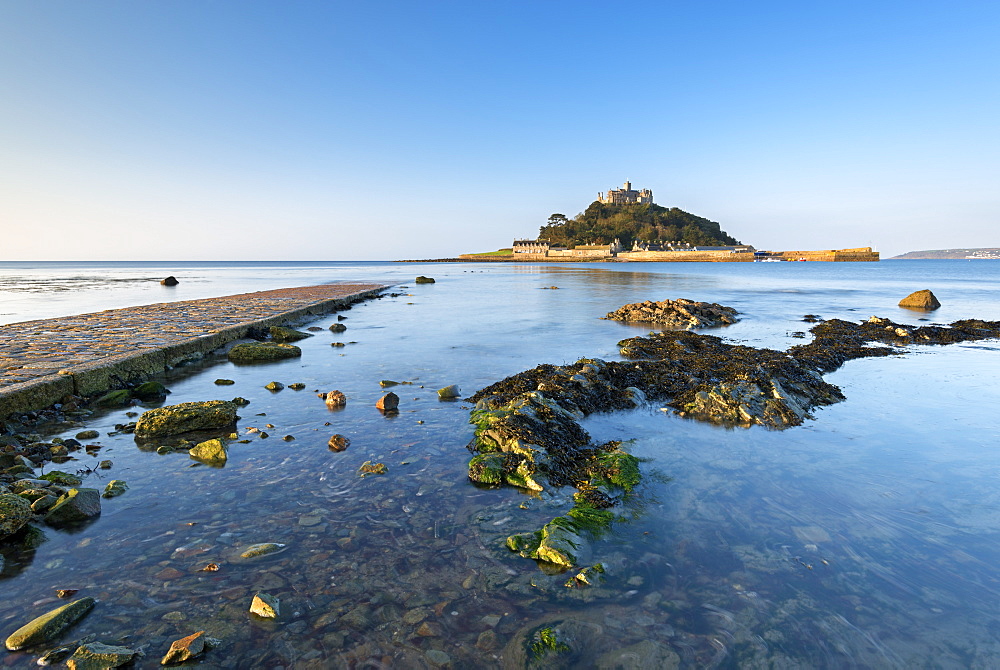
[2,1,998,259]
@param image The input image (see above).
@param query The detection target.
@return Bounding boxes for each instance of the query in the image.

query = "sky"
[1,1,998,260]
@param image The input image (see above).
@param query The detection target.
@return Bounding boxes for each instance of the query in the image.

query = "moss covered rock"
[132,381,170,401]
[39,471,82,486]
[94,389,131,407]
[4,597,95,651]
[189,439,228,466]
[66,641,138,669]
[102,480,128,498]
[0,493,33,539]
[507,516,582,568]
[227,342,301,364]
[134,400,238,438]
[269,326,312,342]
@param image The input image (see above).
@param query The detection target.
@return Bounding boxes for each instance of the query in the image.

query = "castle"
[598,180,654,205]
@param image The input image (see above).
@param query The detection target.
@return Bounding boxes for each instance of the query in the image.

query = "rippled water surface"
[1,260,999,668]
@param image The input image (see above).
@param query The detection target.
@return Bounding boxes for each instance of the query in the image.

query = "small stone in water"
[328,435,350,452]
[359,461,387,477]
[264,381,284,391]
[376,392,399,412]
[250,592,280,618]
[55,589,78,599]
[282,435,294,442]
[325,391,347,408]
[288,383,305,390]
[240,543,286,559]
[214,379,235,385]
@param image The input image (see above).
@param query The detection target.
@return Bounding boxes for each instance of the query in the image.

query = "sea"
[1,259,999,669]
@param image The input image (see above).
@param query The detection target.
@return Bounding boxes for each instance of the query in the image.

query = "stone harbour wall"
[0,284,386,419]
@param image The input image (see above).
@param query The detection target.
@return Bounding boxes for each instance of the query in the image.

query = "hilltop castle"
[599,180,654,205]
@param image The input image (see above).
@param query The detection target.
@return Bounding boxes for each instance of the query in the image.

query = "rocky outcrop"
[226,342,301,363]
[898,289,941,310]
[603,298,738,329]
[4,597,95,650]
[134,400,238,438]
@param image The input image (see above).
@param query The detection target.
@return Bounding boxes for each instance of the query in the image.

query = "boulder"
[264,381,284,391]
[94,390,131,407]
[44,488,102,526]
[415,276,436,284]
[102,480,128,498]
[132,381,170,401]
[189,439,227,466]
[4,597,96,651]
[324,391,347,408]
[269,326,312,342]
[227,342,301,364]
[134,400,238,438]
[437,384,461,399]
[0,493,33,539]
[328,434,350,451]
[376,392,399,411]
[66,642,138,669]
[899,289,941,310]
[329,323,347,333]
[160,276,179,286]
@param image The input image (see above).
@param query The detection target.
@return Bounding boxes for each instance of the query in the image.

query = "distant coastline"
[891,247,1000,260]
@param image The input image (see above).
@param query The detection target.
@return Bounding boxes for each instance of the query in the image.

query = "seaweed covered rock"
[508,516,583,568]
[227,342,301,364]
[189,438,228,466]
[604,297,738,329]
[66,642,139,669]
[132,381,170,401]
[134,400,238,438]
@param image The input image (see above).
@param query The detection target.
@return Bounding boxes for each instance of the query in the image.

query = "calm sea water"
[1,260,999,668]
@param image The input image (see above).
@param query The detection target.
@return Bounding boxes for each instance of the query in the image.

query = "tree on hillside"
[537,201,741,248]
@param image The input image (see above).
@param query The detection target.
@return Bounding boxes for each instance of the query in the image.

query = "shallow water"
[1,260,999,668]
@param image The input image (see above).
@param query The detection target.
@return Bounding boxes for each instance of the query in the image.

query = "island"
[457,181,879,263]
[892,248,1000,260]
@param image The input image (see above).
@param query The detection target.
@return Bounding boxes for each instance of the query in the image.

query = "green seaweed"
[529,627,570,659]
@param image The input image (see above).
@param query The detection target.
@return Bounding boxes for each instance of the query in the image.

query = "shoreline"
[0,284,386,420]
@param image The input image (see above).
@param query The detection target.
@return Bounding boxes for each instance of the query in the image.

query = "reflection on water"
[1,261,999,667]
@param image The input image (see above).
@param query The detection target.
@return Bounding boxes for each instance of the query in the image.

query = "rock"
[4,597,96,650]
[250,592,280,618]
[189,439,228,466]
[899,289,941,310]
[161,630,218,665]
[287,383,305,390]
[94,390,131,407]
[380,380,399,387]
[507,516,583,567]
[324,391,347,408]
[358,461,387,476]
[133,381,170,401]
[66,642,139,669]
[328,435,350,451]
[232,396,250,406]
[415,276,435,284]
[264,381,284,391]
[214,379,235,385]
[75,430,100,440]
[102,480,128,498]
[269,326,312,342]
[44,489,102,526]
[437,384,461,399]
[329,323,347,333]
[134,401,238,438]
[160,276,179,286]
[0,493,33,539]
[603,297,739,329]
[425,649,451,666]
[31,495,58,512]
[227,342,301,364]
[39,471,82,486]
[376,392,399,412]
[98,460,113,469]
[239,542,286,559]
[595,640,680,669]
